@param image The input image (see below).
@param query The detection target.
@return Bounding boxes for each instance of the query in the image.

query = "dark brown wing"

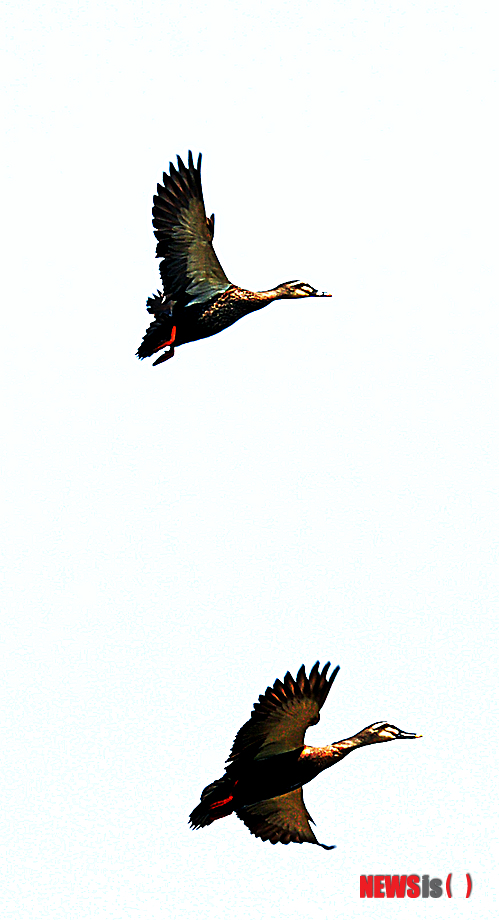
[228,662,339,764]
[152,152,231,308]
[237,788,335,849]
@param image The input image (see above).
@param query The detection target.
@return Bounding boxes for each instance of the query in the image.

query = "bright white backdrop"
[2,1,498,916]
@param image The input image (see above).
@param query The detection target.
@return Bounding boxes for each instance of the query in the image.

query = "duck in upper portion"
[137,152,331,365]
[189,662,421,849]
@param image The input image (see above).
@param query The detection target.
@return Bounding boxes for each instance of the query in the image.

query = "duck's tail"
[137,294,176,362]
[189,776,236,828]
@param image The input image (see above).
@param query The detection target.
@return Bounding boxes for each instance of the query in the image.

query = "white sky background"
[2,0,498,915]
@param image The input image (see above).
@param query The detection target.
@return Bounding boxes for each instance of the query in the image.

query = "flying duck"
[137,153,330,365]
[189,662,420,849]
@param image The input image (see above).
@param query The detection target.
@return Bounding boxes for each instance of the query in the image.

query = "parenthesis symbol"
[466,873,472,898]
[446,873,452,898]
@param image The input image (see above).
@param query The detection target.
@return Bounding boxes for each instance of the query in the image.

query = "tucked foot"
[152,345,175,365]
[151,326,177,365]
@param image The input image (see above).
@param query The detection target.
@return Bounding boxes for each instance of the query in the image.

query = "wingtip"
[309,661,321,681]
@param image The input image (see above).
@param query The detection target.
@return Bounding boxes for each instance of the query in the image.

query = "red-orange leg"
[152,326,177,366]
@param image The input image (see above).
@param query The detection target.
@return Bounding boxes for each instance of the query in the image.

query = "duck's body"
[137,153,330,365]
[189,662,420,849]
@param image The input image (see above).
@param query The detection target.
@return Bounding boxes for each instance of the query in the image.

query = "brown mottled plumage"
[189,662,420,849]
[137,152,331,365]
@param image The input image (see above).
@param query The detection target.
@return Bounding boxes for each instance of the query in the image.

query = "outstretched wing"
[237,788,335,849]
[152,152,232,308]
[228,662,339,764]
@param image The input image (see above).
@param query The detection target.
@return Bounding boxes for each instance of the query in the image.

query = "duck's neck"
[226,285,283,312]
[301,733,369,774]
[258,284,292,301]
[236,284,294,303]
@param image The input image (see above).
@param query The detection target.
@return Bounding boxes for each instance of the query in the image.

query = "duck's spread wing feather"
[237,788,335,849]
[228,662,339,763]
[152,152,231,308]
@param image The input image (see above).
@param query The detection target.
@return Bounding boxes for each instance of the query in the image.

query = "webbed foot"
[152,345,175,365]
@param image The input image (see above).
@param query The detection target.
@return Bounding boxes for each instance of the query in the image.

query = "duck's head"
[276,280,331,299]
[359,722,422,745]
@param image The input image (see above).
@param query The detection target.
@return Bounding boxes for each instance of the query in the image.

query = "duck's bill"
[397,730,422,739]
[315,291,332,297]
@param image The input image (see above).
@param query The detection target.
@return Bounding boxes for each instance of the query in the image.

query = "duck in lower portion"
[189,662,421,849]
[137,152,331,366]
